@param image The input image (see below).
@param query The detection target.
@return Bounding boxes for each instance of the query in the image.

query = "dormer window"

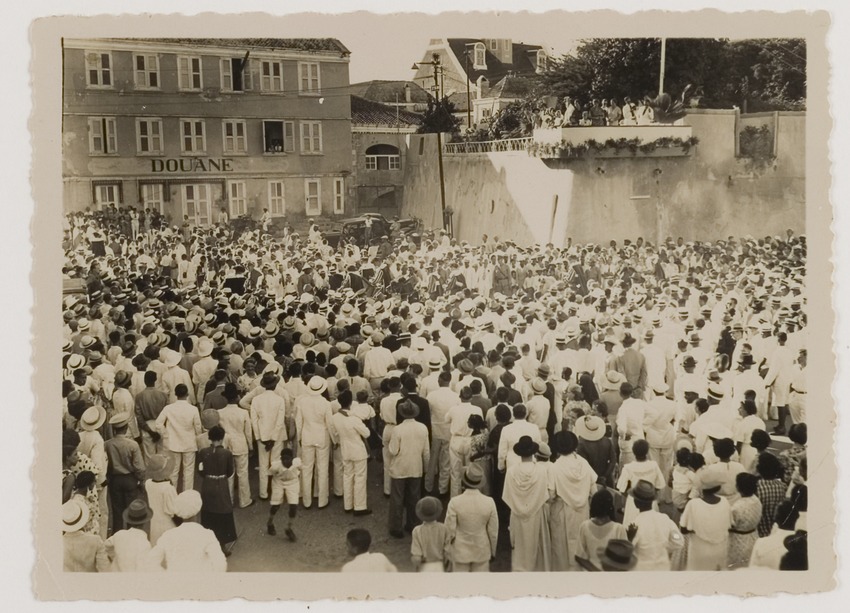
[473,42,487,70]
[536,49,548,74]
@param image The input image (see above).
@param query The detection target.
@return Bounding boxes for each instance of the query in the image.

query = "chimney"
[404,83,411,103]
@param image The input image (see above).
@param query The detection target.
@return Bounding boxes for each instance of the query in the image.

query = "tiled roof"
[447,91,471,112]
[350,96,422,127]
[119,38,350,54]
[486,75,537,99]
[347,80,430,105]
[446,38,542,82]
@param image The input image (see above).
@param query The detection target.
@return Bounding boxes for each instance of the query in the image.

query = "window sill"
[263,152,291,156]
[222,151,249,156]
[177,88,204,93]
[258,91,286,95]
[136,151,165,157]
[88,152,119,157]
[299,91,322,97]
[301,152,324,156]
[133,87,162,92]
[86,85,114,91]
[179,152,210,157]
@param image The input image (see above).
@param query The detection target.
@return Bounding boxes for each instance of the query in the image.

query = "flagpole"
[659,38,666,95]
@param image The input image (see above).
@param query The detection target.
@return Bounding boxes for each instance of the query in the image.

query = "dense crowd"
[536,96,664,128]
[60,206,808,573]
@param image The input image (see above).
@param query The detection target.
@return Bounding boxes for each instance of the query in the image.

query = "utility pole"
[659,37,667,95]
[465,46,472,129]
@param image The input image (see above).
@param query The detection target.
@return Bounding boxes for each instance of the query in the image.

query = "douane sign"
[151,158,234,173]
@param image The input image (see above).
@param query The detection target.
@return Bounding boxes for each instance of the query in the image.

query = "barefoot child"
[268,447,302,542]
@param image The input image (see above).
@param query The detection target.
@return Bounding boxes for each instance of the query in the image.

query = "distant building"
[412,38,547,127]
[473,75,538,127]
[63,38,353,225]
[347,80,430,114]
[350,95,421,216]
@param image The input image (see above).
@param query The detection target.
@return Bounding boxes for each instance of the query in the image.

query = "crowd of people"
[536,96,663,129]
[60,206,809,573]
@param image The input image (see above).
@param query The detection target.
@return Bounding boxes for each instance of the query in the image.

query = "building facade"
[350,96,421,216]
[63,38,353,226]
[412,38,547,128]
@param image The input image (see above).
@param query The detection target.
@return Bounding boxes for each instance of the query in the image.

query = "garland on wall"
[526,135,700,158]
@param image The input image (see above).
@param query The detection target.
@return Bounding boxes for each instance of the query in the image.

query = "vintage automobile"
[321,213,422,248]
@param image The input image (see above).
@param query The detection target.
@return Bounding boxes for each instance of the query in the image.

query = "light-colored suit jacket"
[444,488,499,564]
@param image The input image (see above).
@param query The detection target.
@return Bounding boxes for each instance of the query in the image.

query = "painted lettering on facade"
[151,158,234,173]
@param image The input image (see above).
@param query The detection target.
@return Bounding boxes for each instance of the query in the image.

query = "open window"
[365,144,401,170]
[263,120,295,153]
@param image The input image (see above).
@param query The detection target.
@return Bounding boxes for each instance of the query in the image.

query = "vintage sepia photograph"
[27,8,836,601]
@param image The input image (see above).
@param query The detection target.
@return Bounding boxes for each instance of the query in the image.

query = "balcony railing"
[444,137,532,154]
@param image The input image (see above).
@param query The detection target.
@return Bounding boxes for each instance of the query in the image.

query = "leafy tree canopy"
[539,38,805,112]
[417,97,462,134]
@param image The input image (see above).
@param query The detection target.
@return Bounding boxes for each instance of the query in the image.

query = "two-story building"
[63,38,353,226]
[350,95,421,216]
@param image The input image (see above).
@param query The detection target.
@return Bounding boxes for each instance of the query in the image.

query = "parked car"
[323,213,421,247]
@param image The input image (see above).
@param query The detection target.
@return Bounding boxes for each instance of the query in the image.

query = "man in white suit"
[444,464,499,571]
[328,389,372,515]
[250,372,287,500]
[217,383,254,508]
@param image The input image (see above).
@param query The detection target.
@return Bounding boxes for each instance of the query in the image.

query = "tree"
[540,38,805,111]
[417,97,461,134]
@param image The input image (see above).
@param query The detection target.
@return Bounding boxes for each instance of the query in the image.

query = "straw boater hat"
[78,405,107,432]
[123,498,153,527]
[461,463,485,490]
[62,498,90,533]
[597,539,638,571]
[307,376,328,396]
[146,454,174,481]
[162,349,182,368]
[415,496,443,522]
[109,412,132,429]
[531,377,547,395]
[575,415,606,442]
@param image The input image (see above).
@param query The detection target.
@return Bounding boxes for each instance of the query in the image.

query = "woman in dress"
[755,451,788,537]
[548,431,598,571]
[575,415,617,488]
[727,472,763,569]
[196,425,237,555]
[502,436,552,572]
[680,473,733,571]
[144,454,178,545]
[574,489,628,570]
[467,414,491,496]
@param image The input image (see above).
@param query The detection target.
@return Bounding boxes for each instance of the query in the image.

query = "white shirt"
[497,419,542,471]
[341,552,398,572]
[250,390,287,443]
[155,399,203,453]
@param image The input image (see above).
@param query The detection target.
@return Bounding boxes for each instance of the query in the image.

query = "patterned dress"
[727,495,762,569]
[756,478,787,537]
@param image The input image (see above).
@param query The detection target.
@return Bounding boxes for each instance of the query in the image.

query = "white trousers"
[301,443,330,508]
[229,453,252,507]
[343,458,368,511]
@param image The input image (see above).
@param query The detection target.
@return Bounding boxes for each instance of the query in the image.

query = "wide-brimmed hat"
[78,405,107,431]
[307,376,328,395]
[336,341,352,354]
[62,498,90,533]
[427,357,442,369]
[122,498,153,526]
[574,413,605,442]
[146,454,174,481]
[370,331,385,346]
[537,364,551,379]
[300,332,315,347]
[161,349,182,368]
[457,359,474,374]
[197,337,214,357]
[461,463,485,489]
[531,377,547,395]
[650,381,669,395]
[513,435,539,458]
[415,496,443,522]
[114,370,132,388]
[260,372,280,388]
[601,370,625,391]
[398,400,419,420]
[597,539,637,571]
[109,412,132,428]
[536,441,552,460]
[201,409,220,430]
[631,479,657,502]
[172,490,203,519]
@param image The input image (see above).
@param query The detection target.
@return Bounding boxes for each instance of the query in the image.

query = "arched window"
[536,49,548,74]
[365,144,401,171]
[473,42,487,70]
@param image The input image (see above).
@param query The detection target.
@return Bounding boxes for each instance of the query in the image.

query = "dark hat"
[513,435,540,458]
[122,498,153,526]
[554,430,579,455]
[415,496,443,522]
[631,479,657,502]
[597,539,637,571]
[261,372,280,388]
[398,400,419,420]
[458,359,474,374]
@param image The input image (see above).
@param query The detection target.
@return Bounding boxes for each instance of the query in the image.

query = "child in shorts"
[268,447,302,542]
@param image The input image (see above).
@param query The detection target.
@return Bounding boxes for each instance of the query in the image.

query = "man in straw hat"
[134,371,169,464]
[444,463,499,572]
[217,383,254,508]
[62,498,110,572]
[104,412,145,534]
[386,400,430,538]
[155,383,203,493]
[104,498,153,572]
[294,375,333,509]
[76,404,108,537]
[597,539,638,572]
[328,390,372,516]
[629,479,684,570]
[250,372,288,501]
